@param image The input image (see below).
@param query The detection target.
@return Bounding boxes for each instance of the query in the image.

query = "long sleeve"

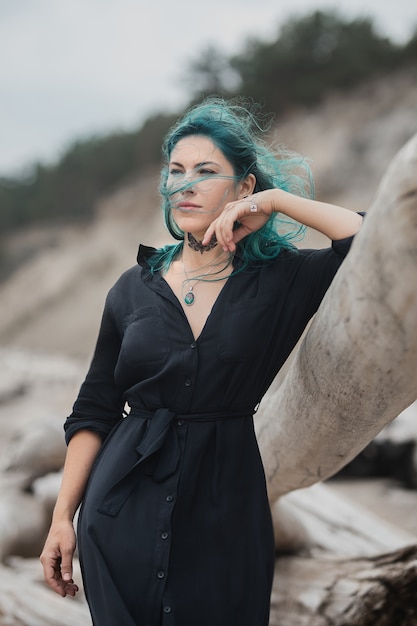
[64,291,125,444]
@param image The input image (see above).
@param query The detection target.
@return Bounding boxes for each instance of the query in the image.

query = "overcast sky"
[1,0,416,177]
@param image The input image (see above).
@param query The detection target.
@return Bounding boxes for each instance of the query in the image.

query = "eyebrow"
[169,160,220,169]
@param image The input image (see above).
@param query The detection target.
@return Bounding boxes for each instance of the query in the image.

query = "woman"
[40,98,363,625]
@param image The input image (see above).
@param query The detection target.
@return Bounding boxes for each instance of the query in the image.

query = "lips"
[176,202,201,211]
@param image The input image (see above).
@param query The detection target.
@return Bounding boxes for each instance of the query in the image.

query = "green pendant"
[184,288,195,306]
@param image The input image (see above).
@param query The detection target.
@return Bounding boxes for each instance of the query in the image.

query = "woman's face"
[167,135,240,239]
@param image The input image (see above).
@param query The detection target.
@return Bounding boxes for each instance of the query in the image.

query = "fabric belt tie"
[98,407,253,517]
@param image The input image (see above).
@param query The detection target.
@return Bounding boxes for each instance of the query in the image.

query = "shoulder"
[106,251,151,309]
[110,243,156,293]
[110,264,143,293]
[264,244,347,287]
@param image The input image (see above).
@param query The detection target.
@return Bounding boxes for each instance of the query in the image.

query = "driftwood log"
[257,131,417,502]
[257,132,417,623]
[271,545,417,626]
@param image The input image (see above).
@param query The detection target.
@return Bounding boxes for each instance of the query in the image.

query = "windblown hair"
[149,97,314,274]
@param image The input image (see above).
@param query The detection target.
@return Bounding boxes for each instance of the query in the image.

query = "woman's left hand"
[202,191,275,253]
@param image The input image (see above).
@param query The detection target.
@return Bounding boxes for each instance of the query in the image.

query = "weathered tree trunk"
[270,482,416,556]
[268,483,417,625]
[256,132,417,623]
[257,131,417,503]
[270,545,417,626]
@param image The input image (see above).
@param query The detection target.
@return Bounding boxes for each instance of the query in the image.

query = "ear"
[238,173,256,199]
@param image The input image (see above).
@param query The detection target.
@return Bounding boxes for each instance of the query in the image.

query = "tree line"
[1,10,416,240]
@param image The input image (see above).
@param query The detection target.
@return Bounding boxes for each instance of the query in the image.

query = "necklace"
[181,255,232,306]
[187,232,218,254]
[183,275,196,306]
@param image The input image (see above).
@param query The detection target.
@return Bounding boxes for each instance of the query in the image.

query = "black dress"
[65,237,354,626]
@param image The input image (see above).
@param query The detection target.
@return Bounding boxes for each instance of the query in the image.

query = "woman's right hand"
[39,430,103,597]
[40,519,79,597]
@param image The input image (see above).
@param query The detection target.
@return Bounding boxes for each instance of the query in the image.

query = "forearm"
[202,187,363,253]
[52,429,102,522]
[269,188,363,240]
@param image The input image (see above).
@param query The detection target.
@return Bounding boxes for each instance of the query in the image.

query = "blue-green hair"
[149,96,314,273]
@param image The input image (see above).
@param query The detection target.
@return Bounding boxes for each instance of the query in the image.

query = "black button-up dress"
[65,236,354,626]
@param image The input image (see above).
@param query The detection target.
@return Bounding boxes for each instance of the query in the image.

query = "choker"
[187,233,218,254]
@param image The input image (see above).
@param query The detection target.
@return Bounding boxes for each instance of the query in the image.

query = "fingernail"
[63,573,71,581]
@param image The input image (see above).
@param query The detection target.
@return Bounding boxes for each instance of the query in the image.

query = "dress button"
[157,571,165,579]
[185,379,191,387]
[165,495,173,502]
[177,419,184,426]
[190,342,196,349]
[161,532,169,540]
[163,606,172,614]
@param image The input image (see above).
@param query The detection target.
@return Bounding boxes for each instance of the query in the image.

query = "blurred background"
[0,1,417,623]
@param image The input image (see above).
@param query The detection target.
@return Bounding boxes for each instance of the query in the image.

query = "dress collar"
[137,244,158,268]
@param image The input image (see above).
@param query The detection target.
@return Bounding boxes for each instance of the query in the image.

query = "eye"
[198,168,215,175]
[168,168,183,176]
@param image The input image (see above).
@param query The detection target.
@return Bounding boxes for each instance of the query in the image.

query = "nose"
[180,175,196,194]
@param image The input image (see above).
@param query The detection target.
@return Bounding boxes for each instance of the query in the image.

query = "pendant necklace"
[184,282,196,306]
[182,260,195,305]
[181,255,232,306]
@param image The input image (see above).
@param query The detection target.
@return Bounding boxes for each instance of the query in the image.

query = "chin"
[174,215,209,238]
